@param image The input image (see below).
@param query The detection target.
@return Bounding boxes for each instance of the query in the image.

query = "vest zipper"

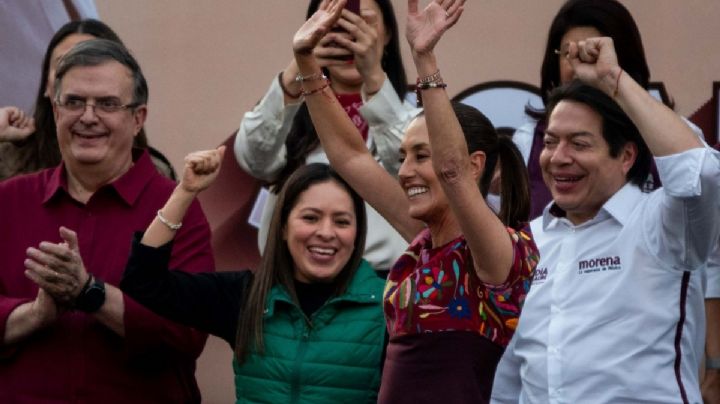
[290,315,313,403]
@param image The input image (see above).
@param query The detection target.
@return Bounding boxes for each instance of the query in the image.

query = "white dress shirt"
[492,147,720,404]
[704,246,720,299]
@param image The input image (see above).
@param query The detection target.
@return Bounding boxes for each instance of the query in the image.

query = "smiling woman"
[285,180,358,283]
[120,151,387,403]
[292,1,539,402]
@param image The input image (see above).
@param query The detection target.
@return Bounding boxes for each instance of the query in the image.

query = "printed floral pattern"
[384,226,538,347]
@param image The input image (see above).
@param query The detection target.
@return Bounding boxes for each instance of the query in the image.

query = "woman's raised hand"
[293,0,347,56]
[180,146,226,194]
[406,0,465,56]
[0,106,35,142]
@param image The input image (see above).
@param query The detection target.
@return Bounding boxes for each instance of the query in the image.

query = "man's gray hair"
[54,38,148,105]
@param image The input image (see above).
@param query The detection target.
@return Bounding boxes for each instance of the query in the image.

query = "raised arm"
[292,0,422,241]
[121,234,248,345]
[234,68,303,182]
[142,146,225,247]
[570,38,720,271]
[405,0,514,285]
[567,37,701,155]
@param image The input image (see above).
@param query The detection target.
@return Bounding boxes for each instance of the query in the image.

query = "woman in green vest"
[120,146,385,404]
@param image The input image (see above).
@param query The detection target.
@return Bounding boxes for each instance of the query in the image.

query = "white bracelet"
[157,209,182,231]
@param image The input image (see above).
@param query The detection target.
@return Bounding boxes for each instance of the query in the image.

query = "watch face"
[78,280,106,313]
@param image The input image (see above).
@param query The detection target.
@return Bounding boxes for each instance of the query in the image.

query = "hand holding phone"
[326,0,360,61]
[345,0,360,15]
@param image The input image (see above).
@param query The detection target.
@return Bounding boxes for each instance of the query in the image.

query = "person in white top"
[234,0,419,273]
[491,36,720,404]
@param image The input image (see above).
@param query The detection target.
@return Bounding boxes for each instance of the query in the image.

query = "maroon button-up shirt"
[0,150,214,403]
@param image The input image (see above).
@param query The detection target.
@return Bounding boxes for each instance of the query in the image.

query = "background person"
[235,0,418,275]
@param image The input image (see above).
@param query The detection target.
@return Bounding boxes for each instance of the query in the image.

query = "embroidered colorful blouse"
[384,226,538,347]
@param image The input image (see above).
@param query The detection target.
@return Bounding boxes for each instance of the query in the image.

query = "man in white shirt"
[491,37,720,403]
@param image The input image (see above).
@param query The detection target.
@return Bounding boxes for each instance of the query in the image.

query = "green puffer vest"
[232,260,386,404]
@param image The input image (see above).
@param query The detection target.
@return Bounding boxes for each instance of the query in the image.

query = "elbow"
[435,157,465,185]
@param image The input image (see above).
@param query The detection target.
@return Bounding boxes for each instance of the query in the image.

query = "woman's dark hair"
[271,0,407,191]
[235,163,367,362]
[444,102,530,229]
[5,19,148,179]
[546,80,651,187]
[532,0,650,115]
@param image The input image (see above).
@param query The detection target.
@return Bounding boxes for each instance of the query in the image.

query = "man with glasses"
[0,39,213,403]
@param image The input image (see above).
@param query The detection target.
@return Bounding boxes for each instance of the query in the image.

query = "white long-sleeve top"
[234,75,420,270]
[492,147,720,404]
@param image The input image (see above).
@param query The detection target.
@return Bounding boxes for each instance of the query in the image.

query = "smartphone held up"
[328,0,360,61]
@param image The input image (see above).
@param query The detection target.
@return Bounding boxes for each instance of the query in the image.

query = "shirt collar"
[541,182,643,229]
[42,149,157,206]
[599,183,643,226]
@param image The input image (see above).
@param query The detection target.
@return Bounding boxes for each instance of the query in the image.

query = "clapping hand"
[24,227,89,306]
[406,0,465,56]
[180,145,226,194]
[0,106,35,142]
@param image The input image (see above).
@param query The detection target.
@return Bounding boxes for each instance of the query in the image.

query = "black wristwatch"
[74,275,106,313]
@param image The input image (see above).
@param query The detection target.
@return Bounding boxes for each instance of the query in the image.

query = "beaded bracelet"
[417,82,448,90]
[278,71,301,99]
[157,209,182,231]
[301,80,330,97]
[418,70,442,84]
[415,78,447,107]
[295,71,326,83]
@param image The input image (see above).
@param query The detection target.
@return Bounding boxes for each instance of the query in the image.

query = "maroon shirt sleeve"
[121,198,214,359]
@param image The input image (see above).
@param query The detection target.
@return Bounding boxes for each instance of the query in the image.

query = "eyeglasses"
[55,98,140,117]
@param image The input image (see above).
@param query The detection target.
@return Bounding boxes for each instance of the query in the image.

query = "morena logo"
[577,255,622,274]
